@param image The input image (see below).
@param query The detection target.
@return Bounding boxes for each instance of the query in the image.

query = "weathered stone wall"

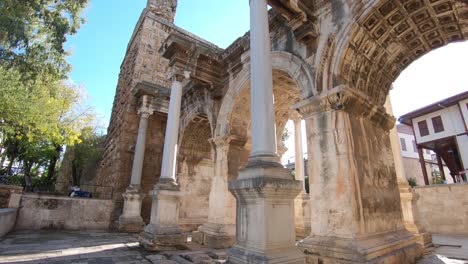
[178,159,213,230]
[0,185,23,208]
[402,158,433,186]
[15,194,113,231]
[414,184,468,235]
[95,9,174,225]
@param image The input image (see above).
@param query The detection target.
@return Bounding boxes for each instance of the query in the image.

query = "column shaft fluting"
[249,0,277,158]
[160,80,183,182]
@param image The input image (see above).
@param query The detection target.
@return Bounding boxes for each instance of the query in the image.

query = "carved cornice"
[161,32,224,90]
[293,85,396,130]
[268,0,319,44]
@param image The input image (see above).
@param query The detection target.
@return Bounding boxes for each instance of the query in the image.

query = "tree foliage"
[0,0,88,81]
[0,0,92,191]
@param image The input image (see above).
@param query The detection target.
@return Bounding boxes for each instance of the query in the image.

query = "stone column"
[198,136,237,249]
[292,113,306,191]
[118,95,153,232]
[140,74,188,251]
[291,112,311,239]
[227,0,304,263]
[385,96,433,250]
[296,86,421,264]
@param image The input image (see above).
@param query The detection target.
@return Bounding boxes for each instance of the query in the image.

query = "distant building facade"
[396,124,451,186]
[399,91,468,184]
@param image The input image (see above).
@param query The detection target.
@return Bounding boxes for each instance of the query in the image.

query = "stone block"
[298,230,422,264]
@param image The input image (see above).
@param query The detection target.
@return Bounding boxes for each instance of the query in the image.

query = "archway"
[297,1,468,261]
[330,0,468,106]
[177,113,214,231]
[200,51,313,247]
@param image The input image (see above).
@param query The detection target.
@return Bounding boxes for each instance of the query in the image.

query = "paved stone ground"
[0,231,467,263]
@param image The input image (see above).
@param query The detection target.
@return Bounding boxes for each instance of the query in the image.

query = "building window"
[426,149,431,155]
[412,140,417,153]
[400,138,407,151]
[418,120,429,137]
[431,116,444,133]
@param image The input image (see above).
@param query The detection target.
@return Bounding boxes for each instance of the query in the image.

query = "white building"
[399,91,468,184]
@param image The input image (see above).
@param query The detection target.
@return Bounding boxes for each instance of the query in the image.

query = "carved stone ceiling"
[339,0,468,105]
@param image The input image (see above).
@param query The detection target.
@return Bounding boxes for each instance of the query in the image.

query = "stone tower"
[147,0,177,22]
[95,0,178,227]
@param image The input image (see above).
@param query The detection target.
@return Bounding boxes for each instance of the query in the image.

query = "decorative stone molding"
[138,95,154,119]
[294,85,396,130]
[268,0,318,44]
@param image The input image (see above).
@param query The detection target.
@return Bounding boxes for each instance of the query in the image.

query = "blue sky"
[65,0,250,127]
[66,0,468,130]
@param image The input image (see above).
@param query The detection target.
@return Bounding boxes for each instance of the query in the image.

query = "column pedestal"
[139,184,187,251]
[227,166,305,264]
[399,185,433,249]
[118,189,145,232]
[294,193,311,239]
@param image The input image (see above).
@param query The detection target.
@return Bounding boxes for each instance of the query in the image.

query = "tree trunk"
[24,161,33,192]
[47,146,62,179]
[6,156,15,175]
[71,162,79,186]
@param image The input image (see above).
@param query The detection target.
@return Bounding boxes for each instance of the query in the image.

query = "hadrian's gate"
[96,0,468,263]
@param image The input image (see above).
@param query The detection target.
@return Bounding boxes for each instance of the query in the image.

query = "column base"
[118,191,145,233]
[227,165,305,264]
[139,185,187,251]
[298,230,422,264]
[118,216,145,233]
[139,224,187,251]
[228,246,306,264]
[198,223,235,249]
[414,232,433,250]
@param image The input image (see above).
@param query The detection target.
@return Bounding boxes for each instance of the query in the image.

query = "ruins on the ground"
[93,0,468,263]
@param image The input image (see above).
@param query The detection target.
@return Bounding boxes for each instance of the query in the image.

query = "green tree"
[69,127,105,186]
[0,0,89,81]
[0,67,96,189]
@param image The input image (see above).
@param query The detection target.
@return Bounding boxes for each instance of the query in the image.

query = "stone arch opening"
[209,54,305,240]
[332,0,468,106]
[216,51,314,140]
[177,113,214,231]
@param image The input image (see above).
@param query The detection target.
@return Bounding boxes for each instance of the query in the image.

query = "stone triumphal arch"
[97,0,467,263]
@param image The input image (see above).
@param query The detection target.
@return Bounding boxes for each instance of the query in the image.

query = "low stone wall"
[414,183,468,235]
[16,194,113,231]
[0,208,17,237]
[0,184,23,208]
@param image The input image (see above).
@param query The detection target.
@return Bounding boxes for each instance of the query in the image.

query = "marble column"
[292,115,306,191]
[118,95,153,232]
[385,96,433,249]
[198,136,237,249]
[140,75,188,251]
[291,113,311,239]
[227,0,304,263]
